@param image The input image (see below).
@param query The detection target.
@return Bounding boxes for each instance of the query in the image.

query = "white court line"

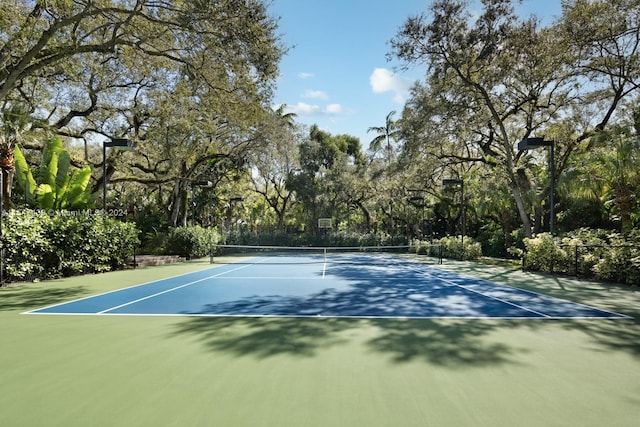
[98,264,253,314]
[411,265,551,318]
[206,276,325,280]
[26,256,632,319]
[415,264,632,319]
[23,264,224,314]
[24,312,634,320]
[24,252,280,315]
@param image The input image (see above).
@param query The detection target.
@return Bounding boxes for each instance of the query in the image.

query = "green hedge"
[222,230,408,247]
[439,235,482,260]
[410,235,482,260]
[166,226,219,259]
[523,229,640,285]
[2,210,139,282]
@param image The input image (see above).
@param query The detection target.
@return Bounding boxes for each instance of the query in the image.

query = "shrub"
[439,235,482,260]
[166,226,219,259]
[523,233,569,273]
[2,210,49,280]
[2,210,139,281]
[592,231,640,285]
[523,229,640,285]
[135,205,169,253]
[477,226,508,258]
[220,229,408,248]
[410,240,443,257]
[558,229,608,276]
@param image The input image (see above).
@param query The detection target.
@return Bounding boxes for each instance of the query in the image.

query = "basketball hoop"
[318,218,332,229]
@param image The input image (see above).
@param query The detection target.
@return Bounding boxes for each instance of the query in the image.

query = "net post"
[439,244,443,264]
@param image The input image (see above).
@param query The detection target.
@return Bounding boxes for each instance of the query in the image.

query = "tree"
[558,0,640,139]
[0,1,282,102]
[0,104,47,208]
[115,76,273,227]
[562,107,640,232]
[0,0,284,217]
[367,110,401,160]
[367,111,403,234]
[390,0,640,238]
[250,111,301,231]
[286,125,365,232]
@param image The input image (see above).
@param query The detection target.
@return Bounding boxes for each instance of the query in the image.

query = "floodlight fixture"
[442,178,465,259]
[519,137,555,234]
[193,180,213,188]
[103,138,135,215]
[190,180,214,224]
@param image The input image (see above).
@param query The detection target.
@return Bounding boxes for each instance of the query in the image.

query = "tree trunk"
[615,188,633,233]
[168,180,184,227]
[509,180,533,238]
[0,145,15,210]
[354,200,371,233]
[276,194,293,232]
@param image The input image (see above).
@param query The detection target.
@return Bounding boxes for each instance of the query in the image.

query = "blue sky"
[269,0,564,147]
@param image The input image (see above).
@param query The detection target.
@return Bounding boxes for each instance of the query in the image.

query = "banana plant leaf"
[63,166,93,209]
[35,183,55,210]
[13,145,37,206]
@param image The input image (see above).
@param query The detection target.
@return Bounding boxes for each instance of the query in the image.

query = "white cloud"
[369,68,413,103]
[298,72,315,79]
[325,103,346,114]
[285,102,322,116]
[302,89,329,100]
[282,102,352,117]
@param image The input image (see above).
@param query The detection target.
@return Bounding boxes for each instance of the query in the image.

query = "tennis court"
[27,249,628,319]
[3,256,640,427]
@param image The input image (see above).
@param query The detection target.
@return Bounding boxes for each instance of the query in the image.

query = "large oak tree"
[390,0,640,237]
[0,0,284,211]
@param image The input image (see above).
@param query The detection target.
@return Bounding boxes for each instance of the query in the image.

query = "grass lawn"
[1,259,639,427]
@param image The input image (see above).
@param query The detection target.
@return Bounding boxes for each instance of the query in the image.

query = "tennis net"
[209,244,443,265]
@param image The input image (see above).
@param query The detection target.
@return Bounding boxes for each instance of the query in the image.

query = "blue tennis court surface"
[27,254,629,319]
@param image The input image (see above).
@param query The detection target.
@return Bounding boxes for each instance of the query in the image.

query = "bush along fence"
[1,209,139,282]
[166,225,219,259]
[410,235,483,261]
[522,229,640,286]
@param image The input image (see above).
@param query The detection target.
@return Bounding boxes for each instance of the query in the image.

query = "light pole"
[0,170,3,285]
[443,178,464,259]
[225,196,244,232]
[190,180,213,225]
[408,196,426,239]
[103,138,136,216]
[518,137,555,235]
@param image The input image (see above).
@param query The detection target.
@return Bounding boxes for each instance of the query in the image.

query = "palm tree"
[274,104,297,129]
[594,130,640,232]
[367,110,401,163]
[564,123,640,232]
[368,111,402,234]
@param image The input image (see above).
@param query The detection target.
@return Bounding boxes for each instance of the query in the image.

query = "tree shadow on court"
[172,258,640,364]
[172,316,353,358]
[366,319,519,366]
[193,260,534,318]
[448,263,639,314]
[560,319,640,357]
[172,316,523,367]
[171,257,528,366]
[0,285,89,312]
[439,263,640,357]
